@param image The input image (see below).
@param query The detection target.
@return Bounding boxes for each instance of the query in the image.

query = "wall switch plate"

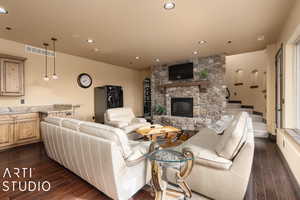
[21,99,25,104]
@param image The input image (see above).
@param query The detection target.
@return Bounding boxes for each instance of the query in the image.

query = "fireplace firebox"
[171,98,193,117]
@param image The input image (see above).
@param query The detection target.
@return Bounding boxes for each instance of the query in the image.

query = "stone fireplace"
[151,55,226,131]
[171,97,193,117]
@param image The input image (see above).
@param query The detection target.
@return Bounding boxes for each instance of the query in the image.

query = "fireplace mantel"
[158,80,209,93]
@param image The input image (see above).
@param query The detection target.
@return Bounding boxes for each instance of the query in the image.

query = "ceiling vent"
[25,45,54,57]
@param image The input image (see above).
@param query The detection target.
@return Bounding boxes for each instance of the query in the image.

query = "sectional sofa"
[41,111,254,200]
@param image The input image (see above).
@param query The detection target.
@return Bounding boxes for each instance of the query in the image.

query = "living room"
[0,0,300,200]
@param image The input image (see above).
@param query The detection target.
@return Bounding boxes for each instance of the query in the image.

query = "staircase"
[225,101,268,138]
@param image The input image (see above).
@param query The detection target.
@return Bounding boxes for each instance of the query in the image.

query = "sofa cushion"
[61,118,83,131]
[106,107,135,123]
[215,112,248,160]
[184,145,232,170]
[79,122,132,159]
[44,117,63,126]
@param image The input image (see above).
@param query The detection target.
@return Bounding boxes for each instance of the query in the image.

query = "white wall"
[0,38,146,121]
[225,50,267,116]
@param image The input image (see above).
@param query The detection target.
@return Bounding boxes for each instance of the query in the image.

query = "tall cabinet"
[0,54,26,96]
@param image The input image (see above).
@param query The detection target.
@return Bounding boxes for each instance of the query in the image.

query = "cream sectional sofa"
[41,117,151,200]
[166,112,254,200]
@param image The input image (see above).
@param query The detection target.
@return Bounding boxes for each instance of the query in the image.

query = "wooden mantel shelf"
[158,80,210,93]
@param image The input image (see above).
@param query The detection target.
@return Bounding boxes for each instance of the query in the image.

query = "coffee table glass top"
[146,149,193,163]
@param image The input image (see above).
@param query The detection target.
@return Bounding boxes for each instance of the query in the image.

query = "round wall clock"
[77,73,92,88]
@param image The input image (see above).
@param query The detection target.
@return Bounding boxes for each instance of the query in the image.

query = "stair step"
[253,122,268,138]
[250,114,264,122]
[226,103,242,109]
[225,108,253,114]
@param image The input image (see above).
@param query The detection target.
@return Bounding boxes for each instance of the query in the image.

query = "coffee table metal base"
[149,143,194,200]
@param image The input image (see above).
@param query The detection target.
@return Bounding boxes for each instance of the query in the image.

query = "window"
[296,42,300,129]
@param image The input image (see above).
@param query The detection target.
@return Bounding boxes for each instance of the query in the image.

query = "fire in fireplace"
[171,98,193,117]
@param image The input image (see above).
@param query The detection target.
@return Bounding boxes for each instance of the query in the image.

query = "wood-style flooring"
[0,139,299,200]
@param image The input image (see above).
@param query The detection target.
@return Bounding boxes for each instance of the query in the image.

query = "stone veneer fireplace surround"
[151,55,226,131]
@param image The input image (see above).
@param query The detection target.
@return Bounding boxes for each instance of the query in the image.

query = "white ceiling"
[0,0,295,69]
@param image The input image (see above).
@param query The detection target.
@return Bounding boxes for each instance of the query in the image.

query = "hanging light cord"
[52,38,57,75]
[43,43,49,78]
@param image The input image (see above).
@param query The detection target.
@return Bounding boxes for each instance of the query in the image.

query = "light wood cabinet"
[0,54,26,96]
[0,113,40,151]
[0,116,14,148]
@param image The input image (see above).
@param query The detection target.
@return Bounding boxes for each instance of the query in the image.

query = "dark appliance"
[169,63,194,81]
[94,85,123,123]
[171,97,193,117]
[143,78,151,118]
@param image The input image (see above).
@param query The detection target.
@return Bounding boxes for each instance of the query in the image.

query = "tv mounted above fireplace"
[168,62,194,81]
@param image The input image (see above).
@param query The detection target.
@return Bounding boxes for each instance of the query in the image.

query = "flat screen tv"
[168,63,194,81]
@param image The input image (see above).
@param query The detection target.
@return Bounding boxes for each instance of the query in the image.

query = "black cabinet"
[143,78,151,117]
[94,85,123,123]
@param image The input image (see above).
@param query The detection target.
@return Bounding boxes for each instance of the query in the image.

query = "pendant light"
[43,43,49,81]
[51,37,58,79]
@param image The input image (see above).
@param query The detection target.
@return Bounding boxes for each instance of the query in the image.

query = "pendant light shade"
[51,37,58,80]
[43,43,49,81]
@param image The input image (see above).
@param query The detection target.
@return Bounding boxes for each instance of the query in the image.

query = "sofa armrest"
[183,145,232,170]
[125,141,151,167]
[106,121,129,128]
[132,118,147,123]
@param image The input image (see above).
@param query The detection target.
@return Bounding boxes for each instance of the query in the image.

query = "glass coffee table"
[146,142,194,200]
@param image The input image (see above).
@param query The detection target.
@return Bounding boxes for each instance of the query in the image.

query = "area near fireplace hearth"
[151,55,227,130]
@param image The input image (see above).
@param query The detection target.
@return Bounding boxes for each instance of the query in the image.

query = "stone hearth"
[151,55,226,131]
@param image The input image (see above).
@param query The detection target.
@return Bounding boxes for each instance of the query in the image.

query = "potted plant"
[154,104,166,115]
[199,68,209,80]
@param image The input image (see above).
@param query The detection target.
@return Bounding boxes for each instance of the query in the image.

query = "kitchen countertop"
[0,104,79,116]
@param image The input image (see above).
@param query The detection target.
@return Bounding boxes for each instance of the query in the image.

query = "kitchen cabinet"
[0,113,40,151]
[0,54,26,96]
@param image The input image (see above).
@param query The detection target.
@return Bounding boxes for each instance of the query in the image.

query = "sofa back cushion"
[106,107,135,123]
[44,117,63,126]
[215,112,248,160]
[79,121,132,159]
[61,118,83,131]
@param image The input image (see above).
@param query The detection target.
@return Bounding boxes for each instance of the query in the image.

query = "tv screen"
[169,63,194,80]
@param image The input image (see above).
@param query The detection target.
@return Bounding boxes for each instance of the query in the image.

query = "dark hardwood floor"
[0,139,299,200]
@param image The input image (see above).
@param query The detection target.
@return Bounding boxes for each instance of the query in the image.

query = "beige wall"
[0,38,145,121]
[225,50,267,116]
[265,44,277,134]
[266,0,300,134]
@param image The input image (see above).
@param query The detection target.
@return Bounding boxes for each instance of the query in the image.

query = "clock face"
[77,73,92,88]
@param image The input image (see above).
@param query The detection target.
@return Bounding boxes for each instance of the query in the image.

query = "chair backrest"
[105,107,135,123]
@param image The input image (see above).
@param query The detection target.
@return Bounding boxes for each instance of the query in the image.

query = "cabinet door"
[0,58,24,96]
[0,116,14,148]
[14,114,40,143]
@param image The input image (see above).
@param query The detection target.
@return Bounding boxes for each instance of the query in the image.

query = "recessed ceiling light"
[87,39,94,43]
[193,51,198,55]
[0,7,8,14]
[164,2,175,10]
[135,56,140,60]
[257,35,265,41]
[199,40,207,45]
[155,58,160,62]
[94,48,99,52]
